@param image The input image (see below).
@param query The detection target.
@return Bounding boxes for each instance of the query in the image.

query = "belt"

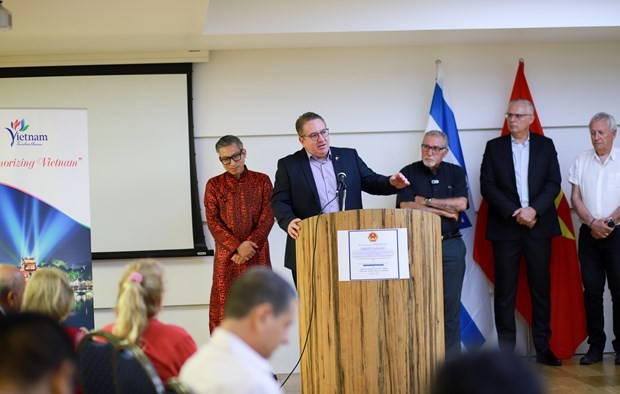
[441,232,462,241]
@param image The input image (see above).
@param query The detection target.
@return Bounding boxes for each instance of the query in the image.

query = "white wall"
[205,0,620,34]
[93,40,620,372]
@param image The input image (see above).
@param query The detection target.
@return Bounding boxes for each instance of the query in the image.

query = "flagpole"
[427,59,496,351]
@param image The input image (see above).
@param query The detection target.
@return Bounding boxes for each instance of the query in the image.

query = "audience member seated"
[22,267,86,346]
[180,267,297,394]
[432,350,543,394]
[0,312,77,394]
[0,263,26,317]
[103,259,197,383]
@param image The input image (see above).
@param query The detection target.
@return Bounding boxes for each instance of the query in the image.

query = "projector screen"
[0,64,209,259]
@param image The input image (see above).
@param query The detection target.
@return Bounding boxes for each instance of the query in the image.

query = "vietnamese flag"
[473,59,587,358]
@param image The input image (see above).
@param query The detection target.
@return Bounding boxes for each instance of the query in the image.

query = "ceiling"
[0,0,211,66]
[1,0,619,67]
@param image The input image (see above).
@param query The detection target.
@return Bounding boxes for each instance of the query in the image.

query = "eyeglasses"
[421,144,447,154]
[219,151,243,165]
[505,113,532,120]
[302,128,329,141]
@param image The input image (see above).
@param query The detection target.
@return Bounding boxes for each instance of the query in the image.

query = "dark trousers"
[492,236,552,353]
[579,224,620,352]
[442,237,467,357]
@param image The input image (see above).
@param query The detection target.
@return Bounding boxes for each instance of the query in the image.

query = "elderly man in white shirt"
[569,111,620,366]
[180,267,297,394]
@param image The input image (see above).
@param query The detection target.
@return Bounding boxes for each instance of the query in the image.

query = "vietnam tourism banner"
[0,108,93,329]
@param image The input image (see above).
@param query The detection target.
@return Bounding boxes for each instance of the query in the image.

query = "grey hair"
[215,135,244,153]
[424,130,449,147]
[509,99,534,114]
[589,112,617,132]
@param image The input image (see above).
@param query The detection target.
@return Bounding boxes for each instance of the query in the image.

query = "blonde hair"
[22,267,74,322]
[113,259,164,343]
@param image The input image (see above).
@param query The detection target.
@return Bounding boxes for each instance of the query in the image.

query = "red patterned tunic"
[204,167,274,332]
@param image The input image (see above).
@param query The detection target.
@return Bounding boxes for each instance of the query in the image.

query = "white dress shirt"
[512,134,530,208]
[179,328,282,394]
[568,146,620,221]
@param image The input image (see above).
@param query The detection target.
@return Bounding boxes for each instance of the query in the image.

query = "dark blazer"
[271,147,398,270]
[480,132,561,240]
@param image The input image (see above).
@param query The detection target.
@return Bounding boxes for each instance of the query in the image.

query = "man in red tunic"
[205,135,275,333]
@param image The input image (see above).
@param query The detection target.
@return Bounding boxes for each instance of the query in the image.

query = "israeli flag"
[426,60,495,350]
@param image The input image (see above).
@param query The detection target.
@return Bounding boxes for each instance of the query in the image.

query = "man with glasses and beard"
[271,112,410,286]
[205,135,275,333]
[396,130,468,358]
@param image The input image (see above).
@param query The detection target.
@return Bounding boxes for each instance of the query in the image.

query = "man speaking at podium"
[271,112,410,286]
[396,130,468,358]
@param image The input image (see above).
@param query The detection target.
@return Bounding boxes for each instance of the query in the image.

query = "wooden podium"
[296,208,444,393]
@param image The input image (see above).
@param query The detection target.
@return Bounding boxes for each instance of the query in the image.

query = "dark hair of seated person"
[224,266,297,319]
[432,350,543,394]
[0,312,77,394]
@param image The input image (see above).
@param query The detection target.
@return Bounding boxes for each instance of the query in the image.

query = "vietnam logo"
[4,119,29,146]
[3,119,47,147]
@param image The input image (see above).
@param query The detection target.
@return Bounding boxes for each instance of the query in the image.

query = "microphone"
[337,172,347,190]
[336,172,347,212]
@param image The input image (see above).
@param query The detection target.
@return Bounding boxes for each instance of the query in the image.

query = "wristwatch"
[425,198,432,206]
[607,218,617,228]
